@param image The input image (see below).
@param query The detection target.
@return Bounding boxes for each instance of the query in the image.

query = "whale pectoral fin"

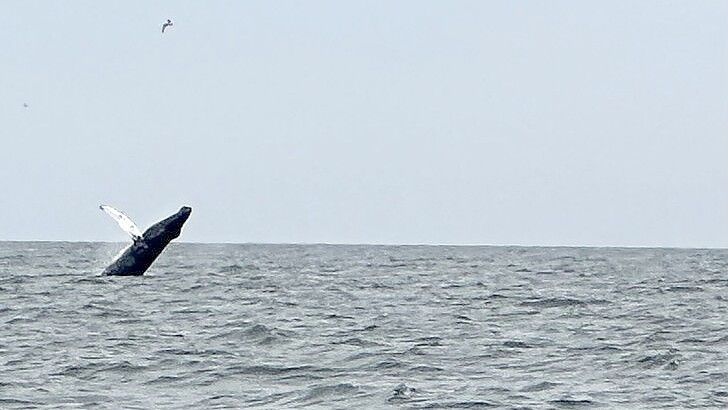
[100,204,144,240]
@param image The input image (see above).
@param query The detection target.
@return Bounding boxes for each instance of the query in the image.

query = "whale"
[101,205,192,276]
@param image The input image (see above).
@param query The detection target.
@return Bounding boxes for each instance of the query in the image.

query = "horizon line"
[0,239,725,251]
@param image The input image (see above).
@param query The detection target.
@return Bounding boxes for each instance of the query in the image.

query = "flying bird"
[23,103,28,108]
[162,19,173,33]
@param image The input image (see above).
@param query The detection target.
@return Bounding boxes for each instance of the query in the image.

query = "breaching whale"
[100,205,192,276]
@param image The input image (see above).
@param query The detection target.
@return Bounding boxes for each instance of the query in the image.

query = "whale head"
[141,206,192,244]
[177,206,192,220]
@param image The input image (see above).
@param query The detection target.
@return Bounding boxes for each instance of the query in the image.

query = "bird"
[22,103,28,108]
[162,19,173,33]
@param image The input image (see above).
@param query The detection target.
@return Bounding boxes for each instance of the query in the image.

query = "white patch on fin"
[100,204,143,240]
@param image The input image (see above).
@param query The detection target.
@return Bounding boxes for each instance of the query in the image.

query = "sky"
[1,1,727,247]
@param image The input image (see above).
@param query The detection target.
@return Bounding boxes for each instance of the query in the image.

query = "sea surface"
[2,242,728,409]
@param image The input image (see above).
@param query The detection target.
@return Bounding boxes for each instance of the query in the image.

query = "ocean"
[1,242,727,408]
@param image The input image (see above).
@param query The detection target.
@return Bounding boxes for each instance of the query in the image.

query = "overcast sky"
[1,1,727,247]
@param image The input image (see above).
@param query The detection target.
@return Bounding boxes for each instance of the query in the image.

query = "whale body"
[102,206,192,276]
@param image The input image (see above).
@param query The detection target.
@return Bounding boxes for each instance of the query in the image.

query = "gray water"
[2,242,728,409]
